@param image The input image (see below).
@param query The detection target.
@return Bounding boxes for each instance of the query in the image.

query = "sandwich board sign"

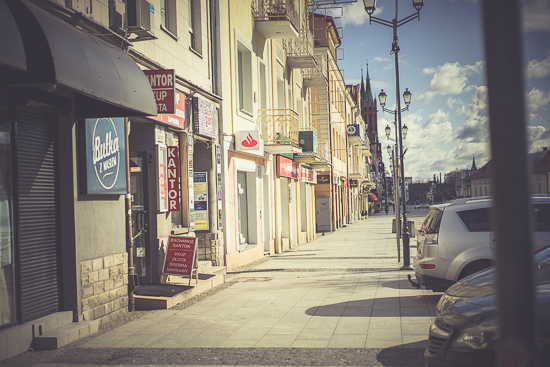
[162,236,198,285]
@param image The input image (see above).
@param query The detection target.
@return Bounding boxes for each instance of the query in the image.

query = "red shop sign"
[276,155,300,179]
[144,69,175,114]
[167,146,181,211]
[162,236,197,278]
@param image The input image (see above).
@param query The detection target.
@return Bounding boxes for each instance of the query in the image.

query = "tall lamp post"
[364,0,423,270]
[380,88,412,269]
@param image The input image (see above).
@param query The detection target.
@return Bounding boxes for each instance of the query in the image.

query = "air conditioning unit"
[299,130,318,153]
[126,0,155,39]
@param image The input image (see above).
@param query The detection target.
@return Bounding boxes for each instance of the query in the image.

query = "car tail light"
[420,264,436,270]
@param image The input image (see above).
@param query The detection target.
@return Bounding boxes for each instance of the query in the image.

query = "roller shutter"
[16,107,61,323]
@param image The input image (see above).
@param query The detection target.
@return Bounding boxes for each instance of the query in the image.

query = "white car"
[414,203,429,209]
[411,195,550,292]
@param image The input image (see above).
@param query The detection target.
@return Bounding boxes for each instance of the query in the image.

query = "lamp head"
[412,0,424,12]
[403,88,412,106]
[378,90,387,107]
[387,145,391,154]
[402,124,408,138]
[385,125,391,138]
[363,0,377,15]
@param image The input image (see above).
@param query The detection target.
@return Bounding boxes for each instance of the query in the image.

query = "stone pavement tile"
[109,333,164,348]
[367,326,402,342]
[295,327,334,341]
[402,335,429,349]
[255,334,297,347]
[401,322,430,337]
[227,325,270,340]
[333,318,369,335]
[291,339,330,348]
[217,339,258,348]
[364,339,402,348]
[328,334,367,348]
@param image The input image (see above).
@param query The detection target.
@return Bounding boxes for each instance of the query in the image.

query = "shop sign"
[151,92,186,129]
[188,135,195,230]
[276,155,300,179]
[144,69,175,114]
[193,172,209,230]
[158,145,168,212]
[236,130,263,155]
[318,174,330,184]
[162,236,197,277]
[216,145,223,230]
[300,166,317,184]
[350,179,358,188]
[84,117,127,195]
[193,97,218,139]
[167,146,181,212]
[333,175,340,185]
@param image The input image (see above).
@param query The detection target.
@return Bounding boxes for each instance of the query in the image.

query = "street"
[1,209,438,367]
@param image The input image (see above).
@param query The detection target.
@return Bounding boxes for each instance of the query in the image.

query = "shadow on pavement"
[305,295,442,317]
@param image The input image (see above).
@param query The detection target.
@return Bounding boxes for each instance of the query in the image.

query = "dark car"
[425,283,550,366]
[436,244,550,314]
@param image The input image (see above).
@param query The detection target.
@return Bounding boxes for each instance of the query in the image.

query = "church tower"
[360,64,379,158]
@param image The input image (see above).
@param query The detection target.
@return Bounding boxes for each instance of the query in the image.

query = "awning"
[2,0,157,117]
[0,0,26,71]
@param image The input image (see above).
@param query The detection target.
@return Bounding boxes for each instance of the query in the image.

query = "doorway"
[130,152,150,284]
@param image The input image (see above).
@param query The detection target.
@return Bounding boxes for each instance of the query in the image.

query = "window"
[259,61,267,110]
[458,208,492,232]
[532,204,550,232]
[237,42,253,113]
[189,0,202,54]
[420,209,443,234]
[161,0,177,37]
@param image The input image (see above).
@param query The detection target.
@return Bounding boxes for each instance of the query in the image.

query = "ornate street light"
[365,0,424,270]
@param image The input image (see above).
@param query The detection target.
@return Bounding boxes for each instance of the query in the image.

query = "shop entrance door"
[130,152,150,284]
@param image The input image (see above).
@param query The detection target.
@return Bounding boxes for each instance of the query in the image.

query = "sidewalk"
[1,209,440,367]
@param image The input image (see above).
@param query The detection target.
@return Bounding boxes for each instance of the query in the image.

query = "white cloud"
[337,2,369,27]
[527,125,550,152]
[417,62,484,103]
[527,88,550,111]
[526,51,550,79]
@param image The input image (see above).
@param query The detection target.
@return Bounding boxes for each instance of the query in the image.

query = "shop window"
[0,124,16,327]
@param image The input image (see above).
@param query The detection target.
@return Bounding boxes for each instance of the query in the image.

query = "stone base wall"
[196,232,224,266]
[80,252,129,325]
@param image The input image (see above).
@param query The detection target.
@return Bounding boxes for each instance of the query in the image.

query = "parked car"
[436,244,550,314]
[411,195,550,292]
[425,282,550,366]
[414,203,430,209]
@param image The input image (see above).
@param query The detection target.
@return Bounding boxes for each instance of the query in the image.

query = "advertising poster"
[162,236,198,285]
[193,172,209,230]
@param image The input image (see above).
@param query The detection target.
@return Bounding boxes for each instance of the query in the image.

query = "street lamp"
[364,0,423,270]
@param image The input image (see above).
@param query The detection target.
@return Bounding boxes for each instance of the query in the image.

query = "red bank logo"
[241,133,258,148]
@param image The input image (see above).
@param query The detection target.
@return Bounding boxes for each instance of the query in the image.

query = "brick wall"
[80,253,128,324]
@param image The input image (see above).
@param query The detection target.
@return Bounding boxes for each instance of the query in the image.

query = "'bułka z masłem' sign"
[162,236,198,285]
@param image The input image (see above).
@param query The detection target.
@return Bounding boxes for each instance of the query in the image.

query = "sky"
[329,0,550,181]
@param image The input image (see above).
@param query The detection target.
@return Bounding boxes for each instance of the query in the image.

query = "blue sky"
[331,0,550,181]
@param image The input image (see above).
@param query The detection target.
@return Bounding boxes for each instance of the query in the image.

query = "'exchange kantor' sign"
[162,236,197,276]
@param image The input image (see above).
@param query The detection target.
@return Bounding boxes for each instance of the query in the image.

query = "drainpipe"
[125,117,136,312]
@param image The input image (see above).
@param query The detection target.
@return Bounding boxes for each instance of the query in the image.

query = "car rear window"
[457,208,492,232]
[421,209,443,234]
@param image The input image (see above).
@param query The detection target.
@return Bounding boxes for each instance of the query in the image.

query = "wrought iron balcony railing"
[285,29,316,69]
[252,0,299,39]
[256,108,299,147]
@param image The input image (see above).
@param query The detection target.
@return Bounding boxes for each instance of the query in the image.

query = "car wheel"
[458,260,494,280]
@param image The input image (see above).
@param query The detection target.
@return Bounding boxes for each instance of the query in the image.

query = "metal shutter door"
[16,107,61,323]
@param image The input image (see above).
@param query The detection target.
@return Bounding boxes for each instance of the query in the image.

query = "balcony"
[257,108,302,154]
[285,29,316,69]
[300,138,331,169]
[303,53,327,88]
[253,0,299,39]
